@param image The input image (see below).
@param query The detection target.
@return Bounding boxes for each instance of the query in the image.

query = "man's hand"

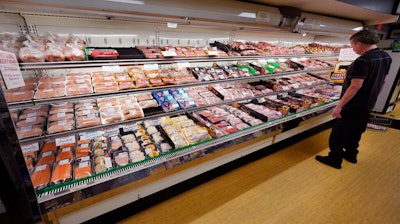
[332,105,342,119]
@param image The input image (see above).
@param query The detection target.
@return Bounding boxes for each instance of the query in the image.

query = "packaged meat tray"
[48,112,74,122]
[36,151,56,166]
[74,160,93,179]
[93,155,113,174]
[37,82,65,90]
[51,159,72,185]
[110,136,123,152]
[40,141,57,153]
[93,82,119,93]
[76,114,102,128]
[66,84,93,96]
[56,147,74,162]
[34,88,66,99]
[16,125,43,139]
[4,91,34,102]
[15,116,46,128]
[87,48,119,60]
[47,119,75,134]
[113,151,129,166]
[76,143,91,158]
[31,164,51,190]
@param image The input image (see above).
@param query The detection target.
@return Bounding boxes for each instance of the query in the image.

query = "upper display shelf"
[19,54,339,70]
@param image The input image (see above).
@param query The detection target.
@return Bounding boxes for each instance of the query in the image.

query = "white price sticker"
[59,159,70,165]
[176,62,190,70]
[79,130,102,140]
[26,116,37,122]
[207,50,219,56]
[21,142,40,153]
[143,63,159,71]
[79,161,89,168]
[102,65,121,73]
[55,135,76,147]
[161,51,177,57]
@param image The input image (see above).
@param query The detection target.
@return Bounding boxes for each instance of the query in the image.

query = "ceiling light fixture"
[352,26,363,31]
[238,12,256,19]
[105,0,145,5]
[167,23,178,28]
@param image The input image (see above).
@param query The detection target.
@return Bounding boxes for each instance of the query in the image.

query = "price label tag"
[104,126,119,137]
[161,51,177,57]
[258,59,267,64]
[79,161,89,168]
[177,62,190,70]
[143,63,159,71]
[278,58,286,62]
[291,57,299,62]
[59,159,70,165]
[55,135,76,147]
[36,164,47,171]
[122,123,136,132]
[21,142,40,153]
[207,50,219,56]
[26,116,37,122]
[267,58,276,62]
[79,130,102,140]
[26,112,37,118]
[102,65,121,73]
[300,57,307,61]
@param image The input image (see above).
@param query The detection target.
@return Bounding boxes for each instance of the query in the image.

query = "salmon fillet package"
[74,160,93,179]
[31,164,51,189]
[51,159,72,185]
[36,151,56,166]
[56,147,74,162]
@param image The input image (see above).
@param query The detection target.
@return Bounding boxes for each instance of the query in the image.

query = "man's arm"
[332,78,364,119]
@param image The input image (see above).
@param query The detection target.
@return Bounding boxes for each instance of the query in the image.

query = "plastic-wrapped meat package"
[117,96,138,108]
[36,151,56,166]
[138,99,158,109]
[47,119,75,134]
[75,143,90,158]
[66,83,93,96]
[19,38,46,62]
[48,112,74,122]
[122,106,144,120]
[134,92,154,101]
[99,107,123,124]
[34,88,66,99]
[93,82,118,93]
[15,116,46,128]
[97,97,119,108]
[16,125,43,139]
[37,82,65,90]
[64,38,85,61]
[51,159,72,184]
[39,76,66,83]
[45,42,65,62]
[76,114,101,129]
[74,161,93,179]
[31,164,51,189]
[4,91,34,103]
[56,147,74,162]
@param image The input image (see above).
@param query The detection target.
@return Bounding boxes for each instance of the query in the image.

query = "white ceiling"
[242,0,399,25]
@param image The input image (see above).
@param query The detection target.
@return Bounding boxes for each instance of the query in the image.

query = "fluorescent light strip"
[105,0,145,5]
[238,12,256,19]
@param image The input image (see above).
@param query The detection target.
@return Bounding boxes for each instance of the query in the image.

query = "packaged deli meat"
[76,114,102,128]
[48,112,74,122]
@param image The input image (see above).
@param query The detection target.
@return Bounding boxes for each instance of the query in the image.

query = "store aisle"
[119,127,400,224]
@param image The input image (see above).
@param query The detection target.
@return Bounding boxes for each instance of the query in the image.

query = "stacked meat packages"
[19,33,85,63]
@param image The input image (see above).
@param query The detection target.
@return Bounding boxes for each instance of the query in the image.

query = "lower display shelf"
[43,108,335,224]
[35,101,337,206]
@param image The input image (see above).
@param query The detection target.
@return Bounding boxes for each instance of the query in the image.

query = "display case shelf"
[19,54,338,70]
[17,79,332,144]
[35,100,337,203]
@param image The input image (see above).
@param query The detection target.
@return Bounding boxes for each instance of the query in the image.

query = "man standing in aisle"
[315,29,392,169]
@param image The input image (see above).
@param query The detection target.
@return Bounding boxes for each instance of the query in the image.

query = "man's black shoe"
[343,152,357,164]
[315,155,341,169]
